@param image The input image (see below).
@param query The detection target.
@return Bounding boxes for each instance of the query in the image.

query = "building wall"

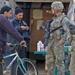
[0,0,6,10]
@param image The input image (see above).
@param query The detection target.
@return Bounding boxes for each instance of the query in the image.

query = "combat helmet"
[51,1,64,11]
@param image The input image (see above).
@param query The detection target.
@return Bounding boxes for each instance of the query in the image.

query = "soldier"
[46,1,71,75]
[69,11,75,75]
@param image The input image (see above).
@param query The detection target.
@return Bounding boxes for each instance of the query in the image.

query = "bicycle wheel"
[14,58,38,75]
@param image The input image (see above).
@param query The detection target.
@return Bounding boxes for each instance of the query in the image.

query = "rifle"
[44,19,53,47]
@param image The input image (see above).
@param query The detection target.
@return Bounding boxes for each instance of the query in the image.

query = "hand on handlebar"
[20,40,27,47]
[6,43,11,47]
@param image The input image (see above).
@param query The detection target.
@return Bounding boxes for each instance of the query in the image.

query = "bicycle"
[3,44,38,75]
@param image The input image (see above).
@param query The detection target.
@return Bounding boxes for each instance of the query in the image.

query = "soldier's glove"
[58,40,63,45]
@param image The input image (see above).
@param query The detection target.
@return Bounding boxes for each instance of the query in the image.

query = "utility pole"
[9,0,17,18]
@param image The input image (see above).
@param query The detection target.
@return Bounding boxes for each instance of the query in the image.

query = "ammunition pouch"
[68,34,73,42]
[60,28,65,35]
[69,24,75,35]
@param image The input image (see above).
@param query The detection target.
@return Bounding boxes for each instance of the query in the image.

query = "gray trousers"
[0,61,4,75]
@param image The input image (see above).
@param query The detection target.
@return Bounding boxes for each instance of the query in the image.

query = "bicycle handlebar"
[10,43,20,47]
[9,43,27,51]
[9,43,20,51]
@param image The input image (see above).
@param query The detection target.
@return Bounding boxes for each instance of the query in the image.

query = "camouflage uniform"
[69,37,75,75]
[46,1,71,75]
[69,21,75,75]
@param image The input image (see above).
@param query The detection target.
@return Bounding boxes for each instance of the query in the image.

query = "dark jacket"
[0,14,23,48]
[11,18,31,41]
[11,19,28,35]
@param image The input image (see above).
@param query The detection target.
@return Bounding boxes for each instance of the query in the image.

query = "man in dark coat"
[10,7,30,75]
[11,7,30,58]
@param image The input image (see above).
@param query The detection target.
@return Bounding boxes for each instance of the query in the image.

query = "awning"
[15,0,70,3]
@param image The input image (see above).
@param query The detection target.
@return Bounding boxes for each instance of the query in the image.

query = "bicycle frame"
[3,52,18,74]
[3,52,28,74]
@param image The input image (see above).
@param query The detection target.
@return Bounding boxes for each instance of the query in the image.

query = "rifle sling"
[50,25,62,34]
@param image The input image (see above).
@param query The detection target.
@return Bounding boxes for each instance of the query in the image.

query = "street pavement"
[36,60,46,75]
[5,60,46,75]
